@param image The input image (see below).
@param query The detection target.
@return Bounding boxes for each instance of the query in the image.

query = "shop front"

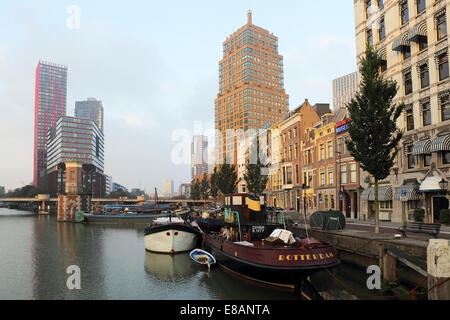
[419,175,449,223]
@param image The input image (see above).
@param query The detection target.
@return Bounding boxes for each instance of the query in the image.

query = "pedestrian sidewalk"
[345,218,450,232]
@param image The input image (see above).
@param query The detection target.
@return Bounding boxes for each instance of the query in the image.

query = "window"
[441,94,450,121]
[436,12,447,41]
[320,144,325,160]
[328,167,334,185]
[443,151,450,165]
[400,1,409,25]
[403,46,411,60]
[438,52,449,81]
[320,169,325,186]
[338,137,343,155]
[367,29,373,45]
[406,144,416,169]
[416,0,426,14]
[296,164,299,184]
[422,101,431,126]
[330,195,335,209]
[366,0,372,18]
[378,0,383,8]
[327,140,333,158]
[423,154,431,167]
[406,106,414,131]
[350,163,357,183]
[418,36,428,51]
[404,70,412,95]
[419,63,429,88]
[379,18,386,41]
[340,164,347,184]
[380,59,387,72]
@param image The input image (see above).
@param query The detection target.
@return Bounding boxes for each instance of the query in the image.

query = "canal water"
[0,208,386,300]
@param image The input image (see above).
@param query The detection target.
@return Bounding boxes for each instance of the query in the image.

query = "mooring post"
[383,250,397,283]
[427,239,450,300]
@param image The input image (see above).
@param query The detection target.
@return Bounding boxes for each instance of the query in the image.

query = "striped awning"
[368,186,393,201]
[378,47,387,61]
[392,34,410,51]
[408,21,427,42]
[430,134,450,153]
[411,139,431,155]
[362,186,393,201]
[394,184,421,202]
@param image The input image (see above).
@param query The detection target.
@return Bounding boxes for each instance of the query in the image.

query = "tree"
[345,44,405,234]
[209,167,219,199]
[244,137,269,195]
[199,175,210,200]
[7,185,42,198]
[190,180,201,200]
[107,189,137,199]
[215,162,238,196]
[0,186,5,197]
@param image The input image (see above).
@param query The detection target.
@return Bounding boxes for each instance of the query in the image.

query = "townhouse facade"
[355,0,450,223]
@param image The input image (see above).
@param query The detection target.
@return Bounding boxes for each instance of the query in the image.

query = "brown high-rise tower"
[214,11,289,164]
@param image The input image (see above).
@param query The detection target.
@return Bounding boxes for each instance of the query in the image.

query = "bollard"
[427,239,450,300]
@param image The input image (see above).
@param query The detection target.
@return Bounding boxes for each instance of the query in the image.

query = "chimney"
[247,10,252,25]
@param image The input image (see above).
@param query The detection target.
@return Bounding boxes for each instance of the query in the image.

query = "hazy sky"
[0,0,356,193]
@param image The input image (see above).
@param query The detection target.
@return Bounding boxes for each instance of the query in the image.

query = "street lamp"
[439,178,448,192]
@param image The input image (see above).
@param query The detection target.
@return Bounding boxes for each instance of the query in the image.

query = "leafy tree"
[190,180,201,200]
[0,186,5,197]
[7,185,42,198]
[107,189,137,199]
[199,175,210,200]
[209,167,219,199]
[244,137,269,195]
[215,162,238,195]
[345,44,405,234]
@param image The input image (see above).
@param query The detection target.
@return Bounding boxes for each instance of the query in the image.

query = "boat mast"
[155,187,159,210]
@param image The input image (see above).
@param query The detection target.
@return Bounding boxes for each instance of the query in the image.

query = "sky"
[0,0,357,193]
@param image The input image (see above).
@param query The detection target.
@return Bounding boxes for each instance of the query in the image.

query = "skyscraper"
[163,179,174,198]
[332,72,358,111]
[214,11,289,164]
[191,135,208,180]
[33,61,68,188]
[75,98,104,132]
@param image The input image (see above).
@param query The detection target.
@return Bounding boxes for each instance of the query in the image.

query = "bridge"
[0,195,213,206]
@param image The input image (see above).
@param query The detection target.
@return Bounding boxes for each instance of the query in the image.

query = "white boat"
[144,216,201,254]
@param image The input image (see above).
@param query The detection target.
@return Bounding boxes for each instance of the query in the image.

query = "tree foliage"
[209,167,219,199]
[6,185,42,198]
[199,175,210,200]
[345,44,405,233]
[190,180,201,200]
[345,44,405,182]
[244,137,269,195]
[215,162,238,196]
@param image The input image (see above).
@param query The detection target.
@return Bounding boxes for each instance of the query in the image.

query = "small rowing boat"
[189,249,216,268]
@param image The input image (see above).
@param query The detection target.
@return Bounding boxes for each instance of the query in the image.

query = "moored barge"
[202,194,339,288]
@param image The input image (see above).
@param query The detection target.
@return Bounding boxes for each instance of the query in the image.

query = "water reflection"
[0,208,390,300]
[144,252,198,281]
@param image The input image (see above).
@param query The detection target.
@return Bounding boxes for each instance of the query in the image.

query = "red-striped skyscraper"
[33,61,68,188]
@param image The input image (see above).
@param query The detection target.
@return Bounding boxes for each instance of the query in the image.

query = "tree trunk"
[374,179,380,234]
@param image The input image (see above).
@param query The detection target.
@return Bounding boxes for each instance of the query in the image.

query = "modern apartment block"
[75,98,104,132]
[191,135,209,180]
[46,116,105,197]
[332,72,358,111]
[33,61,67,189]
[354,0,450,223]
[214,11,289,165]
